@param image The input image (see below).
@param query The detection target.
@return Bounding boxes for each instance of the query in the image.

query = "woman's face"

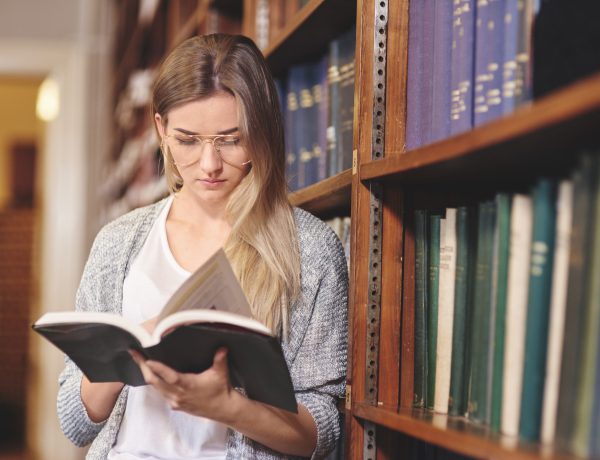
[156,92,250,207]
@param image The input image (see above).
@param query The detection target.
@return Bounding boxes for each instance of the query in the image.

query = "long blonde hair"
[152,34,300,336]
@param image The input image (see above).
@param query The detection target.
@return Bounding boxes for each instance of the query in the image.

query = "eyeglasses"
[164,133,251,169]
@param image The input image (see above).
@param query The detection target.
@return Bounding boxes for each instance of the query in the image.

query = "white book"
[501,194,533,437]
[541,179,574,444]
[434,209,458,414]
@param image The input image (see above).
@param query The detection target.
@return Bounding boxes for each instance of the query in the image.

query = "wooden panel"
[361,72,600,186]
[383,0,409,155]
[347,0,375,457]
[288,169,351,218]
[354,404,578,460]
[264,0,356,76]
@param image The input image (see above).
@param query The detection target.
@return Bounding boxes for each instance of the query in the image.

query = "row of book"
[276,27,356,192]
[254,0,311,50]
[413,151,600,457]
[405,0,538,149]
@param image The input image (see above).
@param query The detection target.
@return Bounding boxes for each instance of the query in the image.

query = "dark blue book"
[316,53,329,182]
[519,178,558,442]
[284,69,301,191]
[473,0,505,126]
[337,27,356,172]
[405,0,425,149]
[502,0,534,114]
[327,37,341,177]
[420,0,436,146]
[299,61,320,187]
[431,0,453,143]
[450,0,475,136]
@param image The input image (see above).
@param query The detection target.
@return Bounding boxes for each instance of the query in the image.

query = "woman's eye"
[176,137,197,145]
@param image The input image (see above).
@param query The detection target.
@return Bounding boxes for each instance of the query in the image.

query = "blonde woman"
[57,34,348,459]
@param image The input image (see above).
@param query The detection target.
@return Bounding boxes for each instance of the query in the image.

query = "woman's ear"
[154,113,165,140]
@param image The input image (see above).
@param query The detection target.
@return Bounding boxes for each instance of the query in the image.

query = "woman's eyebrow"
[173,127,239,135]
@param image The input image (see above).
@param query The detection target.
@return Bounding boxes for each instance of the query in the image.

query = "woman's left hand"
[129,347,237,423]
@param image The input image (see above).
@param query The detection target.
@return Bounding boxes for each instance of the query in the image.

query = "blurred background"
[0,1,251,458]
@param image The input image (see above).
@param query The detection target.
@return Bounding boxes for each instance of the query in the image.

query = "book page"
[158,249,252,321]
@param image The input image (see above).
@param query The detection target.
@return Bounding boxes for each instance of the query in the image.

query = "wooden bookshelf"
[264,0,356,76]
[288,169,352,218]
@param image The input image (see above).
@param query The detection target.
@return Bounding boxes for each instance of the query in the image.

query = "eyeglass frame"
[163,132,252,169]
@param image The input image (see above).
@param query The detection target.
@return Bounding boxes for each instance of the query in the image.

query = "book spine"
[316,54,329,182]
[555,154,599,449]
[414,209,430,408]
[285,68,300,191]
[430,0,454,144]
[426,213,441,409]
[519,178,558,442]
[450,0,476,136]
[501,0,519,115]
[448,206,471,416]
[327,38,341,176]
[501,193,533,437]
[490,192,512,432]
[296,63,313,189]
[434,209,458,414]
[338,27,356,172]
[540,179,574,444]
[467,200,496,424]
[572,156,600,457]
[514,0,534,107]
[405,0,425,150]
[420,0,436,146]
[474,0,505,126]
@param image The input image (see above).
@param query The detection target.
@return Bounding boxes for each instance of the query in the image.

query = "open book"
[32,249,297,413]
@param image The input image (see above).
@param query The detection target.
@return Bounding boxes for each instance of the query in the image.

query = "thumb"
[212,347,229,373]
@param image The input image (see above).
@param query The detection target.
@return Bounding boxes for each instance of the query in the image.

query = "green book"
[448,206,472,416]
[572,155,600,457]
[490,193,511,431]
[519,178,558,442]
[426,214,441,409]
[555,155,599,449]
[467,200,496,424]
[414,209,429,408]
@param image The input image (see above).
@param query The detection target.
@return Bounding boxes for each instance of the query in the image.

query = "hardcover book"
[32,249,297,413]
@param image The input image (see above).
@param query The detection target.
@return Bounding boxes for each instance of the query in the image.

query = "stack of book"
[413,151,600,458]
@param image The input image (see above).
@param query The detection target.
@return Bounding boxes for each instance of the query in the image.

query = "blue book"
[450,0,475,135]
[420,0,435,146]
[316,53,329,182]
[337,27,356,172]
[430,0,453,143]
[502,0,534,114]
[327,37,340,177]
[300,61,320,187]
[405,0,425,149]
[519,178,558,442]
[286,65,304,191]
[474,0,505,126]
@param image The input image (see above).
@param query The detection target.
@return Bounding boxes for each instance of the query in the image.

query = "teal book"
[448,206,476,416]
[426,213,441,409]
[467,200,496,424]
[519,178,558,442]
[572,156,600,457]
[414,209,429,408]
[490,193,511,431]
[555,155,599,449]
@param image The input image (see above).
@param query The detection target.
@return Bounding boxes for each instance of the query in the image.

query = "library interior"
[1,0,600,459]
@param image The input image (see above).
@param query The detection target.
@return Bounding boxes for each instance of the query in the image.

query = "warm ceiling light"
[36,77,60,122]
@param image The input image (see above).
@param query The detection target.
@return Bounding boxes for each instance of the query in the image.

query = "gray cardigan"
[57,198,348,459]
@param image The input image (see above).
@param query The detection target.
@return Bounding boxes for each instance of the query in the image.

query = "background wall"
[0,1,114,458]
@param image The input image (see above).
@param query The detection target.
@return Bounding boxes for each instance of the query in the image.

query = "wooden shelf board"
[264,0,356,76]
[353,403,577,460]
[288,169,352,217]
[360,72,600,187]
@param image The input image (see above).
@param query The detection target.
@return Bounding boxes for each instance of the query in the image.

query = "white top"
[108,195,228,460]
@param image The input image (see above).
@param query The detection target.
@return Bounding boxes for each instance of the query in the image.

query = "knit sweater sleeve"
[290,210,348,459]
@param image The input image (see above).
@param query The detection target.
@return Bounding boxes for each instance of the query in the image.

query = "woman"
[57,34,348,459]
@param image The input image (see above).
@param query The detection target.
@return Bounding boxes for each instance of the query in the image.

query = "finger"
[212,347,229,374]
[146,360,181,385]
[129,349,145,365]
